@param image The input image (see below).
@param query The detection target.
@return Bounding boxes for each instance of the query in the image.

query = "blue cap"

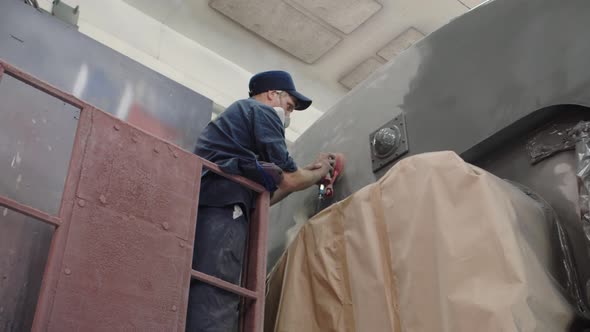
[248,70,312,110]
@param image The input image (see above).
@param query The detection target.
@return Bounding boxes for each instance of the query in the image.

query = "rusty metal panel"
[48,204,187,330]
[75,111,198,241]
[32,106,93,331]
[41,109,200,330]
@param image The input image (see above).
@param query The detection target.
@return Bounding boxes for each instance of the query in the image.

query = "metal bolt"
[99,195,107,205]
[131,136,138,143]
[173,151,179,158]
[171,305,177,312]
[154,147,160,153]
[64,268,72,275]
[113,124,120,131]
[78,199,86,207]
[162,222,170,230]
[372,127,400,158]
[179,242,185,248]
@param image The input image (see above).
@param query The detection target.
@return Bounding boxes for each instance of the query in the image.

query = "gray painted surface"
[270,0,590,275]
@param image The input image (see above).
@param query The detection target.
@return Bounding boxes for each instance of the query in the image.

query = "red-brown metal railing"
[192,158,270,332]
[0,59,268,331]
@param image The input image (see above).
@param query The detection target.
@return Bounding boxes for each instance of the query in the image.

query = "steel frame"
[0,59,269,331]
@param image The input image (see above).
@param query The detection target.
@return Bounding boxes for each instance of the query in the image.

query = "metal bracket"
[51,0,80,27]
[370,113,409,172]
[526,123,576,164]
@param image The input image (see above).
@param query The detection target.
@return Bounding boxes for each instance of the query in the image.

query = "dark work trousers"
[186,205,248,332]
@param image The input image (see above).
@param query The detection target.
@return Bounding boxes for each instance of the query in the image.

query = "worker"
[186,70,334,331]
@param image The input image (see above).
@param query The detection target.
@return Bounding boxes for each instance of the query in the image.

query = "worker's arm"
[270,187,290,206]
[250,106,332,205]
[270,159,331,205]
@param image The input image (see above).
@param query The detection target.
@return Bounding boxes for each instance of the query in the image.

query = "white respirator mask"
[273,107,291,128]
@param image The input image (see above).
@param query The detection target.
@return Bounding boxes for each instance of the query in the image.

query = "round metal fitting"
[372,126,401,158]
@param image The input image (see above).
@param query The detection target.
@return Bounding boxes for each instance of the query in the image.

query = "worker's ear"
[266,90,277,102]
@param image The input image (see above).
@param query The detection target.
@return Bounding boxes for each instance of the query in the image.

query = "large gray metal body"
[271,0,590,314]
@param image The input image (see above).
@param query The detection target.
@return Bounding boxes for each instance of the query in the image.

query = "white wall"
[37,0,322,142]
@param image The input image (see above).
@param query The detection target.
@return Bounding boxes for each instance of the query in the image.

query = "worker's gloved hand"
[306,153,335,172]
[317,153,344,198]
[320,153,338,178]
[317,152,335,164]
[302,152,340,187]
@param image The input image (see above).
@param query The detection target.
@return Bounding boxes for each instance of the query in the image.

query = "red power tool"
[318,153,345,201]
